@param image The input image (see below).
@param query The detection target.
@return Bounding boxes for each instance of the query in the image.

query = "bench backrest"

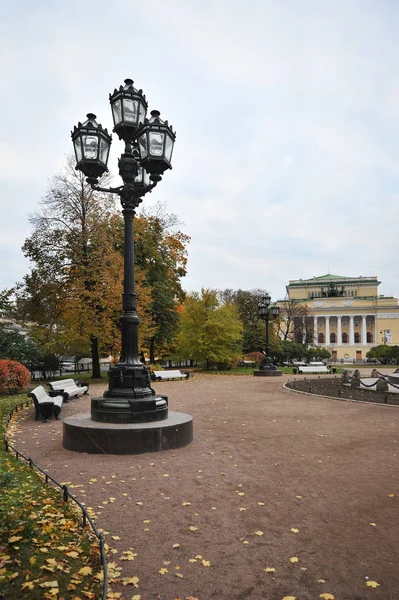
[299,366,329,373]
[50,379,76,389]
[29,386,50,402]
[154,370,184,377]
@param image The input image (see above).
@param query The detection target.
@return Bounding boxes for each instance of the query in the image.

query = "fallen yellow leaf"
[319,594,335,600]
[181,502,191,506]
[387,494,395,497]
[290,528,299,533]
[78,566,92,576]
[122,576,139,586]
[112,536,121,540]
[21,581,35,590]
[239,507,246,511]
[39,580,59,588]
[66,551,79,558]
[264,567,275,573]
[163,474,170,477]
[366,581,380,588]
[131,596,141,600]
[370,522,376,527]
[8,536,22,543]
[282,596,296,600]
[172,543,180,548]
[175,572,184,578]
[189,526,198,532]
[201,559,211,567]
[290,557,299,563]
[318,579,326,583]
[257,502,265,506]
[254,530,264,536]
[159,568,168,574]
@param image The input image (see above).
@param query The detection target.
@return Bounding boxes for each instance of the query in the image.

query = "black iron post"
[71,80,176,424]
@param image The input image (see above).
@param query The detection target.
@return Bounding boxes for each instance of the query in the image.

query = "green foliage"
[0,329,43,367]
[176,289,242,370]
[219,289,268,352]
[367,344,399,364]
[306,346,331,361]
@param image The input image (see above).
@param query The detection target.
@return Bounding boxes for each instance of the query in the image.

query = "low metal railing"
[2,398,108,599]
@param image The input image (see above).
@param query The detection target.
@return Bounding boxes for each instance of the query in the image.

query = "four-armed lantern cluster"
[254,293,282,377]
[71,79,176,424]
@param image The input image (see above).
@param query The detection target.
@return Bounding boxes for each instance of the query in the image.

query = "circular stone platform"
[63,411,193,455]
[253,369,282,377]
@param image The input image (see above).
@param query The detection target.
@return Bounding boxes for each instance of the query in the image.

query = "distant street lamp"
[71,79,175,424]
[254,293,282,377]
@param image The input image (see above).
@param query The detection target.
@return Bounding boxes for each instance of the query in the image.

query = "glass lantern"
[109,79,148,141]
[272,305,280,319]
[71,114,112,182]
[136,110,176,178]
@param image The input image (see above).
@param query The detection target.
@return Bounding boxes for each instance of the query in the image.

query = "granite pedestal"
[63,411,193,454]
[253,369,282,377]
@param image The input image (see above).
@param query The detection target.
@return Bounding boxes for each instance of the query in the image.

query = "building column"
[362,315,367,345]
[337,315,342,346]
[314,316,318,345]
[374,315,377,345]
[302,317,306,344]
[325,316,330,345]
[349,315,355,345]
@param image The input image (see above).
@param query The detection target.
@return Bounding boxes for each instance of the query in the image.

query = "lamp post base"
[253,369,282,377]
[91,395,168,423]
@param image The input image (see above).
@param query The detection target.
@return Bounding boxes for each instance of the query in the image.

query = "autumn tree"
[134,205,189,363]
[15,157,125,376]
[175,289,242,370]
[278,298,314,344]
[219,288,270,352]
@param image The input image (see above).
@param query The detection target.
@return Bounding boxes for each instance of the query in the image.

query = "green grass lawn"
[0,394,104,599]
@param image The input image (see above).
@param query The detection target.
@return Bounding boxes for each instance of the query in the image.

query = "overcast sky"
[2,0,399,301]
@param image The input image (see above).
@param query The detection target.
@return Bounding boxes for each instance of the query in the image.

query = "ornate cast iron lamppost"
[253,293,282,377]
[71,79,176,424]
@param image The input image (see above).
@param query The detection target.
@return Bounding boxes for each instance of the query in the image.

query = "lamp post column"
[265,312,270,358]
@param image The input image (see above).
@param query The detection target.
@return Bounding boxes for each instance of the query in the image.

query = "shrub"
[245,352,265,366]
[0,359,31,394]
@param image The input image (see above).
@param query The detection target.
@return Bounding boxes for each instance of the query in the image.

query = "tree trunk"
[91,335,101,379]
[149,338,155,364]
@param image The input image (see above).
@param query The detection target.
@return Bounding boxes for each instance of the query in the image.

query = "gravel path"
[13,374,399,600]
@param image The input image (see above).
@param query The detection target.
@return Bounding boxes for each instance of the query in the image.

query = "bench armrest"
[49,390,64,397]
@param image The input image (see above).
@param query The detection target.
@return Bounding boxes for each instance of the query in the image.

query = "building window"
[354,332,360,343]
[366,320,371,327]
[330,333,336,343]
[367,332,373,343]
[342,333,348,343]
[318,333,325,344]
[354,320,359,327]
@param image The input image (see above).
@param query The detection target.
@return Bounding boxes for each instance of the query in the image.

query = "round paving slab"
[63,411,193,454]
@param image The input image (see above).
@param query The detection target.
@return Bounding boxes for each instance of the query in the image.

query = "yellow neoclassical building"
[278,274,399,361]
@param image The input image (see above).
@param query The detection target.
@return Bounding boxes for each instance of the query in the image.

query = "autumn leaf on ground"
[257,502,265,506]
[387,494,395,497]
[131,596,141,600]
[254,531,264,536]
[8,536,22,543]
[290,557,299,563]
[239,507,246,511]
[290,528,299,533]
[176,572,184,578]
[264,567,275,573]
[282,596,296,600]
[78,566,92,576]
[370,522,376,526]
[173,543,180,548]
[318,579,326,583]
[112,536,121,540]
[189,526,198,532]
[319,594,335,600]
[122,576,139,586]
[159,568,168,574]
[366,581,380,588]
[181,502,191,506]
[201,559,211,567]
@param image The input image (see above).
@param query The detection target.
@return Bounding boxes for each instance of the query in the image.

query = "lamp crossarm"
[90,184,124,195]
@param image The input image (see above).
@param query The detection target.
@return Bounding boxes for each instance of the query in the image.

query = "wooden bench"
[28,386,64,421]
[152,370,189,381]
[298,366,330,374]
[48,378,89,401]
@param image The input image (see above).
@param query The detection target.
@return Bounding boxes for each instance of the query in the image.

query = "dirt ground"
[12,373,399,600]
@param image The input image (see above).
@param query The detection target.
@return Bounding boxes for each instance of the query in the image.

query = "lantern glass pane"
[164,134,174,162]
[138,134,148,159]
[83,135,99,159]
[123,99,138,123]
[138,102,147,125]
[149,131,164,156]
[112,99,122,125]
[135,166,144,184]
[99,137,110,165]
[74,137,82,162]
